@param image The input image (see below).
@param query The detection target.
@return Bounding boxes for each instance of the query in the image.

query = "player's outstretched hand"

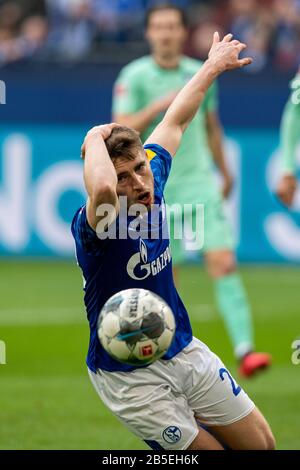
[81,123,120,159]
[208,32,253,73]
[277,174,297,207]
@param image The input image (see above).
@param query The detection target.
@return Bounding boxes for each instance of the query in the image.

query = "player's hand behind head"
[81,123,120,159]
[277,174,297,207]
[208,32,253,74]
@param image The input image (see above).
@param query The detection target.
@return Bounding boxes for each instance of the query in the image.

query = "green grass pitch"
[0,261,299,449]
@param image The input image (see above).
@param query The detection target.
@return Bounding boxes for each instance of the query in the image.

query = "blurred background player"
[113,2,271,377]
[277,66,300,207]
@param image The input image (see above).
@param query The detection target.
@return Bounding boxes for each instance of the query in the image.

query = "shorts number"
[219,368,241,396]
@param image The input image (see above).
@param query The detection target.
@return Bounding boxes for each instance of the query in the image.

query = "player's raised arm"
[81,124,120,230]
[145,32,252,157]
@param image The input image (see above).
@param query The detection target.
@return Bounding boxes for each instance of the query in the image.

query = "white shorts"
[88,337,255,450]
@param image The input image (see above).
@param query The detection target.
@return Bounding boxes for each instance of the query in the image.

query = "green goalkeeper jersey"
[280,73,300,175]
[113,55,218,204]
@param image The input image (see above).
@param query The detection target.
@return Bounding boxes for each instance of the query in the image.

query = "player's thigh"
[207,407,276,450]
[88,366,199,450]
[185,338,255,428]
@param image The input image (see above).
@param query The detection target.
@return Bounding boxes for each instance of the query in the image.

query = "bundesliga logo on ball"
[97,289,176,366]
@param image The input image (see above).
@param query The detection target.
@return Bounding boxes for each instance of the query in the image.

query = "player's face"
[146,9,187,58]
[114,151,154,210]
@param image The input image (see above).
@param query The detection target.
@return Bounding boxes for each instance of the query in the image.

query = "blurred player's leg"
[206,249,254,356]
[206,250,272,377]
[203,193,271,377]
[172,194,271,377]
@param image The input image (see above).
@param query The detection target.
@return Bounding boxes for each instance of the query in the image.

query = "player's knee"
[250,410,276,450]
[252,416,276,450]
[206,251,236,278]
[254,432,276,450]
[261,428,276,450]
[266,433,276,450]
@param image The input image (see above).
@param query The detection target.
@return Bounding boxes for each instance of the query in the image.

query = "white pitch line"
[188,304,216,322]
[0,304,216,326]
[0,307,87,326]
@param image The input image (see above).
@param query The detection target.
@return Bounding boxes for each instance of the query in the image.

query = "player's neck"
[152,53,181,70]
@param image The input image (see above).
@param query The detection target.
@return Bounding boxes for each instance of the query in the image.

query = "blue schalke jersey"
[71,143,193,373]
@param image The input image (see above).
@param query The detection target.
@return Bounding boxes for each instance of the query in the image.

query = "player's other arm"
[114,93,176,134]
[145,33,252,157]
[112,64,177,133]
[206,110,233,198]
[81,124,119,230]
[277,81,300,206]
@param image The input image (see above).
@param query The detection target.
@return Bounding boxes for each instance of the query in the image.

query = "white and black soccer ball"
[97,288,176,366]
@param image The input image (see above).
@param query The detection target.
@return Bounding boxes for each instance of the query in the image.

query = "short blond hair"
[105,126,143,161]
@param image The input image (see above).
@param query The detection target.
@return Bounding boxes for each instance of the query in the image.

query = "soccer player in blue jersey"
[72,33,275,450]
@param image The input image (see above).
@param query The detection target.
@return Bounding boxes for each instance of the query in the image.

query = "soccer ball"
[97,288,176,366]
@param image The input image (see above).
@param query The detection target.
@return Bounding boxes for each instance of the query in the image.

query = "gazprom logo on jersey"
[127,238,171,280]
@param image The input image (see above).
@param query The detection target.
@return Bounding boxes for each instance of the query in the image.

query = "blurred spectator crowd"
[0,0,299,72]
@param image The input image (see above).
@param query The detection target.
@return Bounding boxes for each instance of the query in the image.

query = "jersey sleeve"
[112,66,142,115]
[71,205,104,255]
[280,77,300,175]
[144,143,172,193]
[202,80,218,114]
